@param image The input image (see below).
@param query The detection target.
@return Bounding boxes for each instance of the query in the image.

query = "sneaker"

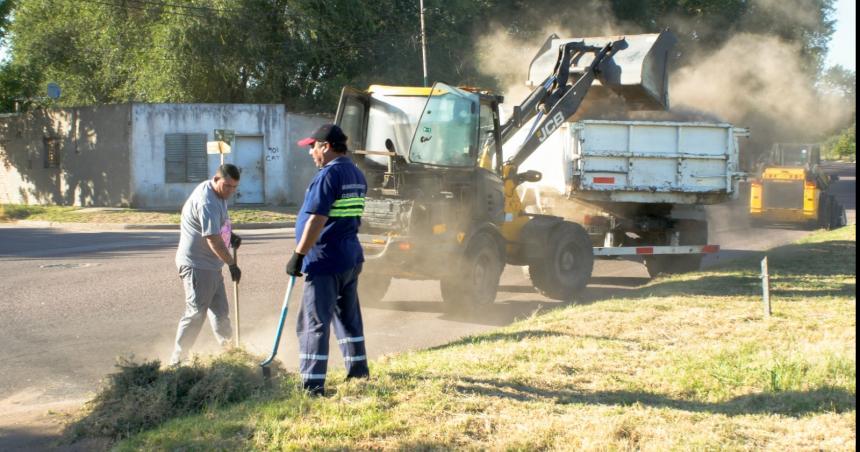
[168,351,182,367]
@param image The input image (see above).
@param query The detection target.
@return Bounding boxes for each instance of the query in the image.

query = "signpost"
[208,129,235,165]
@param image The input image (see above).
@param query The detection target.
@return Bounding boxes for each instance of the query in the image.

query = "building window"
[43,137,61,168]
[165,133,207,183]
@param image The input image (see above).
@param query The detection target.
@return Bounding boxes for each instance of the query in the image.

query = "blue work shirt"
[296,156,367,275]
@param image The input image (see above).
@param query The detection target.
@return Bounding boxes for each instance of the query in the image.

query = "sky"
[825,0,856,70]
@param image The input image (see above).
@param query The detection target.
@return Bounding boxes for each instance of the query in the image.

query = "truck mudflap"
[593,244,720,256]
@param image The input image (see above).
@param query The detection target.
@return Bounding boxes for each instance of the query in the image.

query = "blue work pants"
[296,263,369,393]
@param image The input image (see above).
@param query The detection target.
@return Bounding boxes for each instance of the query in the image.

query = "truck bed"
[513,120,747,205]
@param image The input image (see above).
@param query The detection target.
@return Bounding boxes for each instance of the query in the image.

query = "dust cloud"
[473,2,852,166]
[670,33,851,154]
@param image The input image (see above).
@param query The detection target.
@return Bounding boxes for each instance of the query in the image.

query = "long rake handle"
[233,247,240,347]
[260,276,296,368]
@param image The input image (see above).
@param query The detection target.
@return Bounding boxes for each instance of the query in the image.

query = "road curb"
[13,220,294,231]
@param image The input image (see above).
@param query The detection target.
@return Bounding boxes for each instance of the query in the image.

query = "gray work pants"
[170,265,232,364]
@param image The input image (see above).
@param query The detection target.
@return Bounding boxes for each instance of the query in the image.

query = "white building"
[0,103,328,208]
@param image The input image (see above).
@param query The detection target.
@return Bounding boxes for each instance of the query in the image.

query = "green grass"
[71,226,856,450]
[0,204,296,224]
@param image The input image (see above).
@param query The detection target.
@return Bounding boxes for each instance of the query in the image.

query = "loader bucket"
[527,31,676,111]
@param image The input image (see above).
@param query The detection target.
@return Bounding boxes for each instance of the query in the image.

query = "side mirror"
[516,170,542,185]
[385,138,396,154]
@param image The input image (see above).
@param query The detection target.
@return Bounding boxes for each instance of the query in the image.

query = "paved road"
[0,162,853,448]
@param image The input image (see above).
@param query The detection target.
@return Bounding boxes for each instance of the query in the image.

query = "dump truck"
[749,143,847,229]
[513,119,748,278]
[335,32,677,309]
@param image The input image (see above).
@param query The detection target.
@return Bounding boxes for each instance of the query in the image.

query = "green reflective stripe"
[329,208,364,217]
[332,198,365,207]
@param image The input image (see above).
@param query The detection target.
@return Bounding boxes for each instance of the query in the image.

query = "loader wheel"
[358,273,391,306]
[645,220,707,278]
[440,232,504,311]
[828,196,847,229]
[818,194,833,230]
[526,221,594,301]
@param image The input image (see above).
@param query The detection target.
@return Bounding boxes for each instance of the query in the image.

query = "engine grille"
[362,198,414,231]
[762,180,804,209]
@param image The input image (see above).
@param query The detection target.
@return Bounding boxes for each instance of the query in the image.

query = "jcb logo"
[537,112,565,142]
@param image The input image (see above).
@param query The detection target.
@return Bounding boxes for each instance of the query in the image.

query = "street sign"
[207,141,232,155]
[214,129,235,145]
[47,83,61,100]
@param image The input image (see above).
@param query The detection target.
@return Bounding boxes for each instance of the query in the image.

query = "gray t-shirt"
[175,180,230,270]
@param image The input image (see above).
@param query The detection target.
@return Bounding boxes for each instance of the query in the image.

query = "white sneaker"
[168,351,182,367]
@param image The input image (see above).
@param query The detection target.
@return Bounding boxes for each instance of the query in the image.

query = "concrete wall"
[129,104,328,208]
[0,105,133,206]
[0,103,329,208]
[285,112,332,206]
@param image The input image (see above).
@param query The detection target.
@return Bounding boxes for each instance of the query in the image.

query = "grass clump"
[67,348,281,442]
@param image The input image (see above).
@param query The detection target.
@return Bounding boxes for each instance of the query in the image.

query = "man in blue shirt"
[286,124,369,395]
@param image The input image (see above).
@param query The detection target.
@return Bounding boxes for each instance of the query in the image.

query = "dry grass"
[83,226,855,451]
[0,204,297,224]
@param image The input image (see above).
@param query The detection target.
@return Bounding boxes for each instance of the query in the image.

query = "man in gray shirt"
[170,164,243,366]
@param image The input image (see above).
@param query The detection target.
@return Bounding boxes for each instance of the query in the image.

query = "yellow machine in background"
[749,143,846,229]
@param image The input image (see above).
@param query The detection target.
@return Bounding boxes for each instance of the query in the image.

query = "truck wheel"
[358,273,391,306]
[645,220,707,277]
[527,221,593,301]
[440,232,504,311]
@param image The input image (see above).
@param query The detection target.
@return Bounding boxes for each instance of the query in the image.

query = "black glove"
[230,232,242,250]
[285,252,305,277]
[228,263,241,283]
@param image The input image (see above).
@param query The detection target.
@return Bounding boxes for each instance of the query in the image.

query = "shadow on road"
[368,235,855,326]
[0,227,178,259]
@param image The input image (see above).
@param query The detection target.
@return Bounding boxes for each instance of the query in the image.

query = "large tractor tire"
[645,220,708,278]
[440,232,505,311]
[358,272,392,306]
[821,194,847,230]
[817,194,834,230]
[526,221,594,301]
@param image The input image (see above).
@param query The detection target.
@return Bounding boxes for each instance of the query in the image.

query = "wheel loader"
[749,143,847,229]
[335,32,677,309]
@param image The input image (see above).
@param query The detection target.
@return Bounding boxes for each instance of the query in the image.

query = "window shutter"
[185,134,208,182]
[165,134,187,183]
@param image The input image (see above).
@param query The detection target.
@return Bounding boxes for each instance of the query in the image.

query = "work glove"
[285,252,305,277]
[230,232,242,249]
[228,263,242,283]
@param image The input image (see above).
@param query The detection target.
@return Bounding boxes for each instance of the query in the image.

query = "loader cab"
[769,143,820,169]
[408,82,504,173]
[335,83,504,174]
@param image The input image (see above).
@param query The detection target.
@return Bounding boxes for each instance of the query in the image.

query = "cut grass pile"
[66,349,284,442]
[0,203,296,224]
[71,226,856,450]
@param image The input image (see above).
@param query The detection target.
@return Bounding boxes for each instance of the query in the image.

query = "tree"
[823,125,856,160]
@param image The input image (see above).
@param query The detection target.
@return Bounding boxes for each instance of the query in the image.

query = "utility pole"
[419,0,429,87]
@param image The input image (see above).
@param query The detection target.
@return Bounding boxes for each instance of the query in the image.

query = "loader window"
[409,83,479,167]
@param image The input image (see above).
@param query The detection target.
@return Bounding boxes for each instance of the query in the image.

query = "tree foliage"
[0,0,843,114]
[823,125,856,160]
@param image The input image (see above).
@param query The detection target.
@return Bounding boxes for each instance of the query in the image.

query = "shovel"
[260,275,297,379]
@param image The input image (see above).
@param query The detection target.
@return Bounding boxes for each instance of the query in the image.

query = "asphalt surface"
[0,162,853,449]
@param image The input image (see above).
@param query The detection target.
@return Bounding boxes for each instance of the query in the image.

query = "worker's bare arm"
[205,235,235,266]
[295,214,329,255]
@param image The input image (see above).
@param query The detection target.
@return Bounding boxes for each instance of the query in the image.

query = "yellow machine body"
[749,166,819,223]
